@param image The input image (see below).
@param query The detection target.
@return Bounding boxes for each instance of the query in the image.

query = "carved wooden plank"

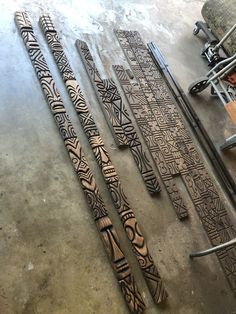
[114,31,185,175]
[15,12,146,313]
[76,40,161,195]
[125,30,229,205]
[115,29,236,296]
[122,30,235,215]
[103,77,161,194]
[51,37,126,148]
[39,15,168,304]
[113,65,188,220]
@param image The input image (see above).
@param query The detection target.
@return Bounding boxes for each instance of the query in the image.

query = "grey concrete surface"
[0,0,236,313]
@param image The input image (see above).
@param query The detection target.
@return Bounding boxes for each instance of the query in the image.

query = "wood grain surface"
[39,14,168,304]
[76,39,161,195]
[114,29,236,296]
[15,12,146,313]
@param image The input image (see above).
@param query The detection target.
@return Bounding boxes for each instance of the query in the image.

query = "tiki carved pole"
[15,11,145,313]
[39,15,168,304]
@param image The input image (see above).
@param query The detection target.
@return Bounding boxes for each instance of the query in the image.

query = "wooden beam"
[76,39,161,195]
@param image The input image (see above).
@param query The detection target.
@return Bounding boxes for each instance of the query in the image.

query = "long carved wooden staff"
[75,40,161,196]
[39,15,168,304]
[113,30,189,221]
[15,11,145,313]
[113,64,189,220]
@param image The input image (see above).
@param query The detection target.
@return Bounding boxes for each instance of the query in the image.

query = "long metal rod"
[208,58,236,81]
[39,15,167,304]
[190,238,236,258]
[213,23,236,52]
[208,53,236,76]
[221,134,236,150]
[16,11,145,313]
[148,42,236,206]
[218,79,231,102]
[210,80,227,104]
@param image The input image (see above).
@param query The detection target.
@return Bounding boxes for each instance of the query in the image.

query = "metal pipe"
[210,80,227,105]
[190,238,236,258]
[220,134,236,150]
[213,23,236,52]
[217,75,232,102]
[207,53,236,76]
[208,58,236,81]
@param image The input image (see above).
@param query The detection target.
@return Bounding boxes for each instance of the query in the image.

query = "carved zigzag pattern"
[39,14,168,305]
[16,12,146,313]
[77,40,161,195]
[114,30,236,296]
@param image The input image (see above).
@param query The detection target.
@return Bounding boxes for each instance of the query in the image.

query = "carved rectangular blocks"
[114,29,236,296]
[114,65,188,220]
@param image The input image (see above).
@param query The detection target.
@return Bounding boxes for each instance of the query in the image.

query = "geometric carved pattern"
[114,29,236,296]
[15,11,145,313]
[39,15,168,304]
[113,65,188,220]
[41,22,127,149]
[103,77,161,194]
[76,40,161,195]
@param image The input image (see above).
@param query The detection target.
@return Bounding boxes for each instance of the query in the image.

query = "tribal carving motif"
[114,29,236,295]
[76,39,160,195]
[39,15,168,304]
[59,38,125,144]
[15,12,145,313]
[113,64,188,220]
[73,42,128,148]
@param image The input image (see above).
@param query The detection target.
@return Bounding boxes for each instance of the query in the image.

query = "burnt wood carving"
[67,44,127,147]
[76,39,161,195]
[113,65,188,220]
[74,39,126,147]
[39,15,168,304]
[15,12,146,313]
[114,29,236,296]
[148,42,236,210]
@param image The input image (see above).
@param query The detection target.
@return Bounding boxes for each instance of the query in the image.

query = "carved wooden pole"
[39,15,168,304]
[76,39,161,195]
[15,11,145,313]
[113,64,189,220]
[113,30,189,220]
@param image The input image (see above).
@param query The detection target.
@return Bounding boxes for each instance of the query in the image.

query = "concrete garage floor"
[0,0,236,313]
